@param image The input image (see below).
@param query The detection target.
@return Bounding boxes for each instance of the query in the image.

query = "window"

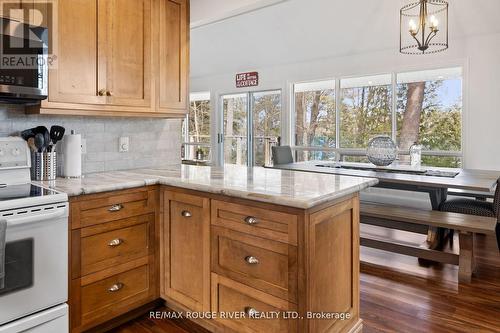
[291,67,462,167]
[339,74,392,148]
[293,80,336,161]
[184,92,211,143]
[222,90,282,166]
[182,92,211,161]
[397,68,462,167]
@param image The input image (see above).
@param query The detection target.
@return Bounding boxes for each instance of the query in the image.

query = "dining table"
[269,161,500,249]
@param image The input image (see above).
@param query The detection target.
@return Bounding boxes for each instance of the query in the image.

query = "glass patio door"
[221,90,281,166]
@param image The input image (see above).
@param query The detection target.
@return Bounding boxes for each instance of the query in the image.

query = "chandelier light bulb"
[430,15,439,28]
[409,19,418,34]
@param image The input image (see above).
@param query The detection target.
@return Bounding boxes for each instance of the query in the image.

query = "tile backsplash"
[0,106,182,174]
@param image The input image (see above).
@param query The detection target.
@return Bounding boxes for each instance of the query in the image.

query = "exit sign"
[236,72,259,88]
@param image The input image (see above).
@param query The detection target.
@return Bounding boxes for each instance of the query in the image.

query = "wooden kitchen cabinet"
[160,187,362,333]
[160,190,211,312]
[28,0,189,117]
[155,0,190,114]
[69,187,159,333]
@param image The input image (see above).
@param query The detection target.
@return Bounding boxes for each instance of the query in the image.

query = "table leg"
[427,188,448,250]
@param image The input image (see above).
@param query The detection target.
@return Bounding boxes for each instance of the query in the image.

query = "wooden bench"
[360,202,497,283]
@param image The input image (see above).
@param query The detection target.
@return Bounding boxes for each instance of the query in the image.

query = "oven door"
[0,204,68,326]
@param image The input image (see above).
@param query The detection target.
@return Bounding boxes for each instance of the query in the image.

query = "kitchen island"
[39,165,377,333]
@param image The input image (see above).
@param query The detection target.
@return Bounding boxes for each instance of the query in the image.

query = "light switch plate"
[119,137,129,152]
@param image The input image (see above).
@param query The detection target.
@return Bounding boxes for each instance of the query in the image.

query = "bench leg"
[458,231,475,283]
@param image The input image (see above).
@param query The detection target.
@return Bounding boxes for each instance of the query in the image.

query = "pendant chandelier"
[400,0,448,55]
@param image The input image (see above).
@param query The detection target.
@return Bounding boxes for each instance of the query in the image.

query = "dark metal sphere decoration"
[366,136,398,166]
[400,0,448,55]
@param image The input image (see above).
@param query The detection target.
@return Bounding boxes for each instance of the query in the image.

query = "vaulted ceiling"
[190,0,500,78]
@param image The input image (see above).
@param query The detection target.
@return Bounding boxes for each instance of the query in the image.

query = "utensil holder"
[31,152,57,181]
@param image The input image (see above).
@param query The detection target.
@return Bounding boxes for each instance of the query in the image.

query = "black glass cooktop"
[0,184,59,202]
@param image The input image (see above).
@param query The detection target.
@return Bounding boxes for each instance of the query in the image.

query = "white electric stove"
[0,137,69,333]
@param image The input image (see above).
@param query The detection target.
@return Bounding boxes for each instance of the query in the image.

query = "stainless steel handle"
[181,210,192,217]
[244,306,259,317]
[245,256,259,265]
[244,216,259,225]
[108,282,124,292]
[108,238,123,247]
[108,204,123,212]
[97,89,107,96]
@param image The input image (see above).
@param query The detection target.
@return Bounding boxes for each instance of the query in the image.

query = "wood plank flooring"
[110,233,500,333]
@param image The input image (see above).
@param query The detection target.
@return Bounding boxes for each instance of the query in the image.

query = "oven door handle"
[6,208,67,227]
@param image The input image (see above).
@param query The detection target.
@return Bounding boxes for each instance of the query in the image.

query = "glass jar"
[409,143,422,167]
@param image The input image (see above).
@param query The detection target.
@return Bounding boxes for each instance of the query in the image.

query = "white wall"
[190,4,500,171]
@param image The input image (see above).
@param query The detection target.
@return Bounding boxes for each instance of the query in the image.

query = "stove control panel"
[0,137,30,169]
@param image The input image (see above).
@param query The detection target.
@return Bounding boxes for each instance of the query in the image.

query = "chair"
[440,178,500,250]
[271,146,294,165]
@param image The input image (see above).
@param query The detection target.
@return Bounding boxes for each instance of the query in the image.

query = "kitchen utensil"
[34,133,45,153]
[33,126,50,152]
[20,128,36,141]
[49,125,65,150]
[27,137,37,152]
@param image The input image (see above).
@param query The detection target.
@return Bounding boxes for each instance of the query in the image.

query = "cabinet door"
[156,0,189,113]
[161,190,210,312]
[46,0,104,105]
[103,0,153,108]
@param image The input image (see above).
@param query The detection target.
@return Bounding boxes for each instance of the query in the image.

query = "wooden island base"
[160,186,362,333]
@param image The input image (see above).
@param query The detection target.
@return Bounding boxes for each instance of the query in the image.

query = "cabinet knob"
[181,210,192,217]
[108,282,124,292]
[244,216,259,225]
[245,256,259,265]
[97,89,107,96]
[106,90,113,97]
[108,238,123,247]
[244,307,259,317]
[108,204,124,212]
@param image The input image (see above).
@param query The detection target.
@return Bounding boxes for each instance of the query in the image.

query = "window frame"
[290,67,464,165]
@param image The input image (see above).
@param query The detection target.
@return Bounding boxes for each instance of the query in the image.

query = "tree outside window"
[186,92,211,143]
[397,68,462,167]
[294,80,336,161]
[340,74,392,149]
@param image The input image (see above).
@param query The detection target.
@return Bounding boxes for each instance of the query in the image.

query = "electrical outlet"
[119,137,129,152]
[81,139,87,154]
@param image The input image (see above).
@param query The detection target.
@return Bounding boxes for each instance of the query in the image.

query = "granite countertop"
[35,164,378,209]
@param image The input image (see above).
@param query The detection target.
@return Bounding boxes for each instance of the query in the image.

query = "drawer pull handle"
[244,307,259,317]
[108,204,123,212]
[108,238,123,247]
[181,210,192,217]
[108,282,124,292]
[244,216,259,225]
[245,256,259,265]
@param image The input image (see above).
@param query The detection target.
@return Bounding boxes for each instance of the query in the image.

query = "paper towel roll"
[62,132,82,178]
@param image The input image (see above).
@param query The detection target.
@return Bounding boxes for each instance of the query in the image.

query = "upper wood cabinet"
[102,0,153,108]
[28,0,189,117]
[155,0,189,113]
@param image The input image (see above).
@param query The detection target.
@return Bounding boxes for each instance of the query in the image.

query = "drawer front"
[211,274,296,333]
[80,262,153,326]
[212,227,297,302]
[211,200,297,245]
[80,214,153,276]
[74,189,156,228]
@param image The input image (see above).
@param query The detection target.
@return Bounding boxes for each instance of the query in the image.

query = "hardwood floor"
[110,233,500,333]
